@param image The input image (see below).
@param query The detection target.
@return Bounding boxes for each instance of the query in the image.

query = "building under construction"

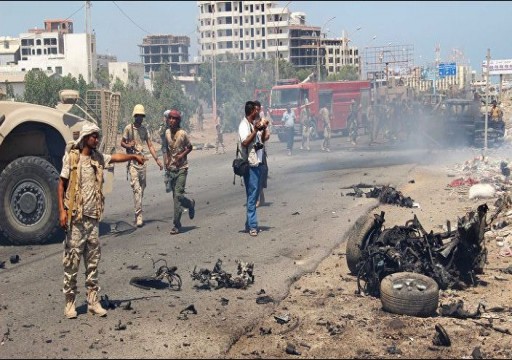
[138,34,190,75]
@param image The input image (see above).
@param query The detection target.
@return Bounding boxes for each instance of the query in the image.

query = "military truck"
[429,98,504,148]
[0,89,120,245]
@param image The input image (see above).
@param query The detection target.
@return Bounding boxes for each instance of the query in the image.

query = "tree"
[5,81,14,99]
[326,65,359,81]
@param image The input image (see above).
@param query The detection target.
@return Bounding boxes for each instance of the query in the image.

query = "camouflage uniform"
[215,124,226,154]
[320,107,331,151]
[300,107,312,151]
[60,149,111,301]
[165,127,195,231]
[122,124,150,222]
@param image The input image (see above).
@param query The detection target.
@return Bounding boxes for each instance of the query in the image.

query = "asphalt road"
[0,134,441,358]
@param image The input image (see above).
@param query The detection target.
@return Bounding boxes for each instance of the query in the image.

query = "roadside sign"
[438,63,456,78]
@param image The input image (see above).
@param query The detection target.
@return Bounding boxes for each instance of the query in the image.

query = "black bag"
[233,143,249,177]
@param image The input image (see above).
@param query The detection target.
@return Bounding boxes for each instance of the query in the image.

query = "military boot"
[64,293,77,319]
[87,290,107,317]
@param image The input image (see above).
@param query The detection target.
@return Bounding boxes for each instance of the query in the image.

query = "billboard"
[482,59,512,75]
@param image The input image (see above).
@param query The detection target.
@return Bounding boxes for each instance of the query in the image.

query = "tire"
[380,272,439,317]
[346,215,380,274]
[0,156,60,245]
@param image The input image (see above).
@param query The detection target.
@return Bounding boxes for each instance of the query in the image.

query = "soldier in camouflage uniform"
[300,102,312,151]
[58,122,145,319]
[320,106,331,152]
[121,104,163,227]
[164,109,196,235]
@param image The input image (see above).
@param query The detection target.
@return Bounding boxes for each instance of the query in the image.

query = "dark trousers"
[286,126,294,151]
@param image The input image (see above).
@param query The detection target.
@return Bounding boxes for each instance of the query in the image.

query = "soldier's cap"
[168,109,182,120]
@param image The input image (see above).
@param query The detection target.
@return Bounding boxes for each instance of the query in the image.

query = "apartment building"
[138,34,190,75]
[197,0,294,62]
[322,37,359,76]
[0,37,20,66]
[4,19,97,83]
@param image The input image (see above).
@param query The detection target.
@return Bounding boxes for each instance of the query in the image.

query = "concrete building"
[109,62,144,88]
[138,34,190,75]
[288,25,320,70]
[322,36,359,76]
[0,37,21,66]
[197,0,294,62]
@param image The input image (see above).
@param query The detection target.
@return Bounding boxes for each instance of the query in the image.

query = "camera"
[254,142,264,151]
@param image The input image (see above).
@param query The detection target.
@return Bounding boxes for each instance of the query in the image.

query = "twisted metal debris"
[191,259,255,289]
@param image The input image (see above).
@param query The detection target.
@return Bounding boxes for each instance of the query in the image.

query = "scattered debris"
[346,185,415,208]
[130,254,182,290]
[292,211,300,215]
[440,300,484,319]
[178,304,197,320]
[386,344,402,355]
[501,265,512,274]
[259,327,272,335]
[285,343,301,356]
[274,314,290,324]
[126,265,140,270]
[191,259,254,290]
[432,324,451,347]
[256,295,274,304]
[469,184,495,199]
[220,297,229,306]
[100,294,121,310]
[355,204,489,297]
[471,346,484,359]
[0,261,5,269]
[9,255,20,264]
[448,177,479,187]
[114,320,127,331]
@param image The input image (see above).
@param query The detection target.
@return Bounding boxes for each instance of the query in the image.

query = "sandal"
[249,229,258,237]
[170,227,180,235]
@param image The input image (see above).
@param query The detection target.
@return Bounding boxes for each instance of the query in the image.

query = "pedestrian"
[215,122,226,154]
[348,99,359,145]
[320,106,331,152]
[163,109,196,235]
[238,100,269,236]
[282,105,296,156]
[58,122,145,319]
[121,104,163,227]
[300,100,312,151]
[197,103,204,131]
[254,100,268,207]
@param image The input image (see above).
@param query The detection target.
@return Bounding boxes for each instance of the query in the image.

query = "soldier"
[320,106,331,152]
[58,122,145,319]
[121,104,163,227]
[489,99,505,133]
[215,122,226,154]
[300,101,312,151]
[347,99,359,145]
[164,109,196,235]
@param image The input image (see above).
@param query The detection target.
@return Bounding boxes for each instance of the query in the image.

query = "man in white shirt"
[238,101,270,237]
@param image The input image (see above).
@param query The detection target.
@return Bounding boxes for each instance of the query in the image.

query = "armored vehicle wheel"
[380,272,439,317]
[0,156,60,245]
[346,215,379,274]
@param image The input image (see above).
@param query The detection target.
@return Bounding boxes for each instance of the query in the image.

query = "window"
[36,49,42,55]
[226,16,232,24]
[36,39,41,45]
[226,2,231,11]
[226,41,233,49]
[47,66,52,71]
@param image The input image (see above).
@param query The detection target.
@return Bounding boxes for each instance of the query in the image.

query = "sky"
[1,1,511,76]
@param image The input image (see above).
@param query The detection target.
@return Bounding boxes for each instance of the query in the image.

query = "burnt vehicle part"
[346,185,415,208]
[380,272,439,317]
[351,204,488,297]
[129,256,182,291]
[191,259,254,290]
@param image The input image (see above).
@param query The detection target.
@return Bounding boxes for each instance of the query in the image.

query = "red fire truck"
[269,79,371,142]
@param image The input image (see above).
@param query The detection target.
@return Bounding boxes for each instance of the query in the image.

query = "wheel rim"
[9,179,47,226]
[392,277,429,292]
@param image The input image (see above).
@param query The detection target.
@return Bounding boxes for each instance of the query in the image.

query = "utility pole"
[210,1,217,124]
[85,1,93,84]
[484,48,491,152]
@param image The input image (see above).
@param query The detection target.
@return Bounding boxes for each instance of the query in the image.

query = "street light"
[361,35,377,80]
[275,1,292,85]
[317,16,335,82]
[341,27,361,78]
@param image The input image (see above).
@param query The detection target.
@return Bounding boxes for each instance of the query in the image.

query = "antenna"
[85,1,93,84]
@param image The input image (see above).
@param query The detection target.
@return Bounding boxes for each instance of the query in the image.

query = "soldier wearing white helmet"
[121,104,163,227]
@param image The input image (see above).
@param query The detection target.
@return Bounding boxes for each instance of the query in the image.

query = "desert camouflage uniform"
[300,107,312,150]
[122,124,150,220]
[165,128,194,230]
[320,107,331,151]
[61,150,111,296]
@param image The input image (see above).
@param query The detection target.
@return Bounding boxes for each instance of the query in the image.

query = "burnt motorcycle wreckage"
[191,259,255,290]
[346,204,489,309]
[130,255,182,291]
